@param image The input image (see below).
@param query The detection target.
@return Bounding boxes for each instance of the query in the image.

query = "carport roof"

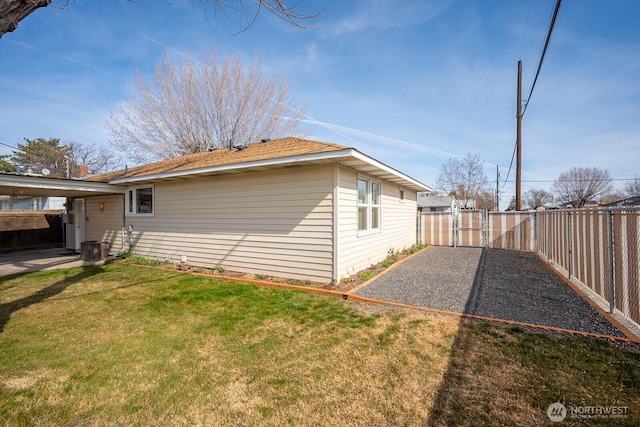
[0,173,125,198]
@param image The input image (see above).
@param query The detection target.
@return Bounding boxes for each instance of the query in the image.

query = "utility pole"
[516,60,523,211]
[495,165,500,211]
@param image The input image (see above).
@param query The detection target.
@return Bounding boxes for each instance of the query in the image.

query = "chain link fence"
[536,208,639,332]
[422,208,640,334]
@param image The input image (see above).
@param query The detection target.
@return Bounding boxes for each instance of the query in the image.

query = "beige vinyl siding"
[125,165,335,282]
[85,195,125,252]
[336,166,418,279]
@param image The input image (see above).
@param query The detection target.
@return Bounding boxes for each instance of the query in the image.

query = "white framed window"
[399,188,406,203]
[126,186,154,215]
[357,177,381,232]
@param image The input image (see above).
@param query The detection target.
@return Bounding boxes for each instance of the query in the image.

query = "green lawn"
[1,264,639,426]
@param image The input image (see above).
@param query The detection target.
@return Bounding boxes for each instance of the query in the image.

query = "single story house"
[51,137,430,283]
[417,194,477,212]
[605,195,640,208]
[0,195,65,211]
[553,200,600,209]
[418,194,455,212]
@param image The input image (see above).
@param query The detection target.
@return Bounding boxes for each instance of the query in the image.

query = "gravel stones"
[354,246,625,338]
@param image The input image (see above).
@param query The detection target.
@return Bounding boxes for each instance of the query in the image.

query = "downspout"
[121,192,128,254]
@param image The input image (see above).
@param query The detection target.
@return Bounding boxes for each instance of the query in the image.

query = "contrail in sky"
[301,115,462,159]
[94,7,189,58]
[51,54,101,71]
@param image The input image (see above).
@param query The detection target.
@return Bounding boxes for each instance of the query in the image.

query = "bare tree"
[552,166,614,208]
[523,188,553,210]
[435,153,490,209]
[67,141,123,175]
[0,0,50,38]
[107,52,309,163]
[476,189,496,211]
[623,174,640,196]
[599,191,623,205]
[0,0,324,38]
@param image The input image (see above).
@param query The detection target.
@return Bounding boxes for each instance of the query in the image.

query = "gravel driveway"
[354,246,625,338]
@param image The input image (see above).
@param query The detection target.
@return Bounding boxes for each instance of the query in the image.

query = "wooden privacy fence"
[420,208,640,334]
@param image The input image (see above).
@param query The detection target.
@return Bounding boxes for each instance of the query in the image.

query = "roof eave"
[108,148,431,192]
[347,150,431,192]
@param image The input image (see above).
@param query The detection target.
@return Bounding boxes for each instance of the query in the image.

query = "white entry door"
[74,198,86,251]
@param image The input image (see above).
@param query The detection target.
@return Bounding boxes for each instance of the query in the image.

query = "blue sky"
[1,0,638,209]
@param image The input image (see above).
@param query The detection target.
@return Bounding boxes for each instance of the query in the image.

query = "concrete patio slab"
[0,248,106,276]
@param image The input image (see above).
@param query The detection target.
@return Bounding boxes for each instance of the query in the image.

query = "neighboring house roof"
[417,195,477,209]
[554,200,600,209]
[418,195,455,208]
[605,195,640,207]
[88,137,431,192]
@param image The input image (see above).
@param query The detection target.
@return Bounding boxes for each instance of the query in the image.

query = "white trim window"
[357,177,381,232]
[126,186,154,215]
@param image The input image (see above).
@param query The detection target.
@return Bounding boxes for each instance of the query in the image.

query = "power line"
[522,0,562,117]
[0,142,18,151]
[502,1,557,190]
[500,139,517,188]
[504,178,638,184]
[519,0,533,58]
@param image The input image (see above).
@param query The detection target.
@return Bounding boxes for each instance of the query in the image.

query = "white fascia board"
[108,149,357,185]
[107,148,432,192]
[349,150,432,192]
[0,175,125,194]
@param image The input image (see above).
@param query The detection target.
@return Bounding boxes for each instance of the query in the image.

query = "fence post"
[532,211,538,252]
[607,209,615,314]
[567,211,572,280]
[547,212,552,261]
[453,211,458,248]
[416,211,422,246]
[483,209,489,248]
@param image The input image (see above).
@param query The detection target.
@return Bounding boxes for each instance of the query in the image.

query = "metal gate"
[452,209,489,247]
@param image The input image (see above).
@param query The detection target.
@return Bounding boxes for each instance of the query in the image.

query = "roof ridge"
[86,137,349,182]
